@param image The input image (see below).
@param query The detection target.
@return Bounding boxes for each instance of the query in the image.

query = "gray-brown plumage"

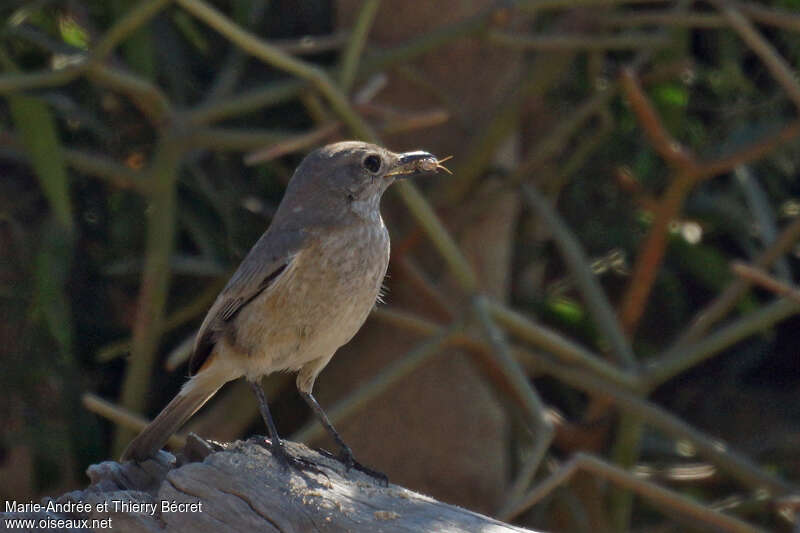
[121,141,444,470]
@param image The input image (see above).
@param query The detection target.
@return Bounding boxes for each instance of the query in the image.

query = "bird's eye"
[363,154,382,174]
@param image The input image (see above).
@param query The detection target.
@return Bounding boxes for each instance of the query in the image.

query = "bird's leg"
[248,380,289,469]
[300,391,388,486]
[299,391,353,466]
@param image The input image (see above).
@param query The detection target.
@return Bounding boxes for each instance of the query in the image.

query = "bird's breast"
[231,220,390,374]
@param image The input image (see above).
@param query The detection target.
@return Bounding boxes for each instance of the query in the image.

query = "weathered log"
[1,436,539,532]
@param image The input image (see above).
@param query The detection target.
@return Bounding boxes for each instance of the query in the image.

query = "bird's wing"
[189,229,308,375]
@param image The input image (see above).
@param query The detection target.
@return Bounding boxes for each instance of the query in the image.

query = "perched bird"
[122,141,448,472]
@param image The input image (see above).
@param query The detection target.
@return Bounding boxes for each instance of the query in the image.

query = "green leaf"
[653,83,688,108]
[669,237,731,292]
[33,218,75,364]
[172,10,210,53]
[8,94,73,233]
[110,0,156,78]
[59,15,89,50]
[546,296,585,325]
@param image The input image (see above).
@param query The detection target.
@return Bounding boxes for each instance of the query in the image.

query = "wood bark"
[1,437,539,533]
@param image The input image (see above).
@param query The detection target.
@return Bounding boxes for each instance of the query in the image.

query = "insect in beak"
[387,152,454,178]
[434,155,454,175]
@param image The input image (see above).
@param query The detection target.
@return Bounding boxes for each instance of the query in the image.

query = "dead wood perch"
[3,436,538,532]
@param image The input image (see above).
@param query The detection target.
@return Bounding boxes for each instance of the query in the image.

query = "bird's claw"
[251,436,321,474]
[338,447,388,487]
[337,446,355,471]
[352,462,388,487]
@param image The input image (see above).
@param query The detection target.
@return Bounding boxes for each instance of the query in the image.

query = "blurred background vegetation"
[2,0,800,531]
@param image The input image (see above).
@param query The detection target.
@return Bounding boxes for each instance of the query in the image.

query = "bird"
[121,141,448,473]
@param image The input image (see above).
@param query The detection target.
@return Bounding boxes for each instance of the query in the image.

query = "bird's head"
[275,141,449,226]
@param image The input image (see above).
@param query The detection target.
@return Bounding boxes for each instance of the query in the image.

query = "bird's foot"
[350,461,388,487]
[317,446,389,487]
[251,436,325,476]
[336,444,356,471]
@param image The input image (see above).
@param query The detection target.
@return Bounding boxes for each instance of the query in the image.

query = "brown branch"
[82,393,186,450]
[243,122,342,165]
[731,261,800,304]
[617,68,701,335]
[503,453,763,533]
[616,64,800,336]
[375,107,450,135]
[600,12,728,28]
[599,2,800,32]
[487,31,670,51]
[272,32,348,55]
[615,166,659,212]
[710,0,800,113]
[675,215,800,346]
[389,255,454,321]
[696,120,800,180]
[618,173,695,336]
[737,0,800,33]
[619,68,697,173]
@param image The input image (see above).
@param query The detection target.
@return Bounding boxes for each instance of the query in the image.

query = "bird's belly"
[232,223,390,377]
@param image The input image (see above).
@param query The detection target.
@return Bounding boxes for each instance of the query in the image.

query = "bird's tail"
[121,359,235,462]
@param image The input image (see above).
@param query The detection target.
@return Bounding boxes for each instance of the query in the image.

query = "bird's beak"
[385,150,449,179]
